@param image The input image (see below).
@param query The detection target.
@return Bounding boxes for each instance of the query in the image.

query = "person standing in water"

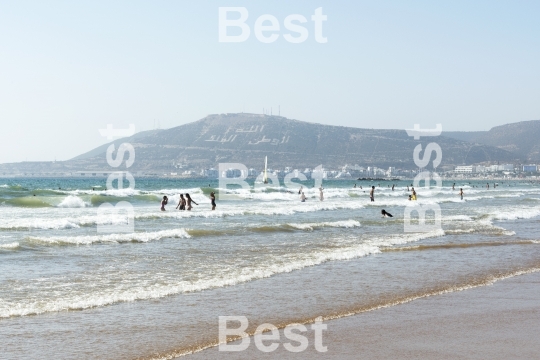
[298,186,303,195]
[319,186,324,201]
[487,183,490,189]
[179,194,185,210]
[181,194,187,210]
[161,196,168,211]
[392,184,395,191]
[354,184,357,188]
[210,192,216,210]
[185,193,198,210]
[370,186,375,202]
[176,194,186,210]
[452,183,455,191]
[459,188,464,200]
[300,191,306,202]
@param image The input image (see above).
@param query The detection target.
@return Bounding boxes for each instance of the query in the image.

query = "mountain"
[442,131,487,143]
[71,129,164,161]
[0,113,522,175]
[444,120,540,162]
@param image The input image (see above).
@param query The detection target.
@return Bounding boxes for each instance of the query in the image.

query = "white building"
[202,168,219,178]
[475,165,487,173]
[455,166,474,173]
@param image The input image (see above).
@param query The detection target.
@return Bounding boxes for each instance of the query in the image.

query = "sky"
[0,0,539,163]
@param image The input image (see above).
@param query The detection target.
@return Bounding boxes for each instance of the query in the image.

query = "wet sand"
[189,271,540,359]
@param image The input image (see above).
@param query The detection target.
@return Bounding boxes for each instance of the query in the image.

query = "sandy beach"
[190,271,540,359]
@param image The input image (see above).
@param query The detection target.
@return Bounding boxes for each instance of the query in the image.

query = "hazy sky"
[1,0,539,163]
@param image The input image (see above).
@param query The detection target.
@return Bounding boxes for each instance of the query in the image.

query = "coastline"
[187,271,540,359]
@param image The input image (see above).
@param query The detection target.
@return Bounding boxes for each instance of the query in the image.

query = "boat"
[263,156,268,184]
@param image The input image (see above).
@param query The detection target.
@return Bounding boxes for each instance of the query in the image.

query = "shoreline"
[185,270,540,359]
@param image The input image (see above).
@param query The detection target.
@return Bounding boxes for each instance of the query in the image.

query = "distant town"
[2,163,539,180]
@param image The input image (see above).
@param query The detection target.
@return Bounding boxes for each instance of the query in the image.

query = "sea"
[1,177,539,359]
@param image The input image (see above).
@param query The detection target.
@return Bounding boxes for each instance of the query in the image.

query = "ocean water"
[0,177,539,359]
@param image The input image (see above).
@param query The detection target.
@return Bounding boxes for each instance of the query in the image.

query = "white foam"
[0,242,19,249]
[28,228,191,245]
[445,215,473,221]
[287,220,361,230]
[491,207,540,221]
[0,229,445,318]
[0,218,81,230]
[57,195,87,208]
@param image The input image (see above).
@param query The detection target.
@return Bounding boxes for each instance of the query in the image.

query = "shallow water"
[0,178,539,359]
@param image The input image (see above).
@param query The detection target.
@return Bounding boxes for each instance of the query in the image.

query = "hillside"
[474,120,540,162]
[0,113,522,175]
[442,131,487,143]
[444,120,540,162]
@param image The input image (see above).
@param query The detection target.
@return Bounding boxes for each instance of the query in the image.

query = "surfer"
[319,187,324,201]
[185,193,198,210]
[210,192,216,210]
[161,196,168,211]
[459,188,464,200]
[381,209,393,218]
[301,192,306,202]
[370,186,375,202]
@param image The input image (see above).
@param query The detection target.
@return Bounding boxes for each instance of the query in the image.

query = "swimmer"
[185,193,198,211]
[381,209,393,218]
[210,192,216,210]
[161,196,168,211]
[176,194,186,210]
